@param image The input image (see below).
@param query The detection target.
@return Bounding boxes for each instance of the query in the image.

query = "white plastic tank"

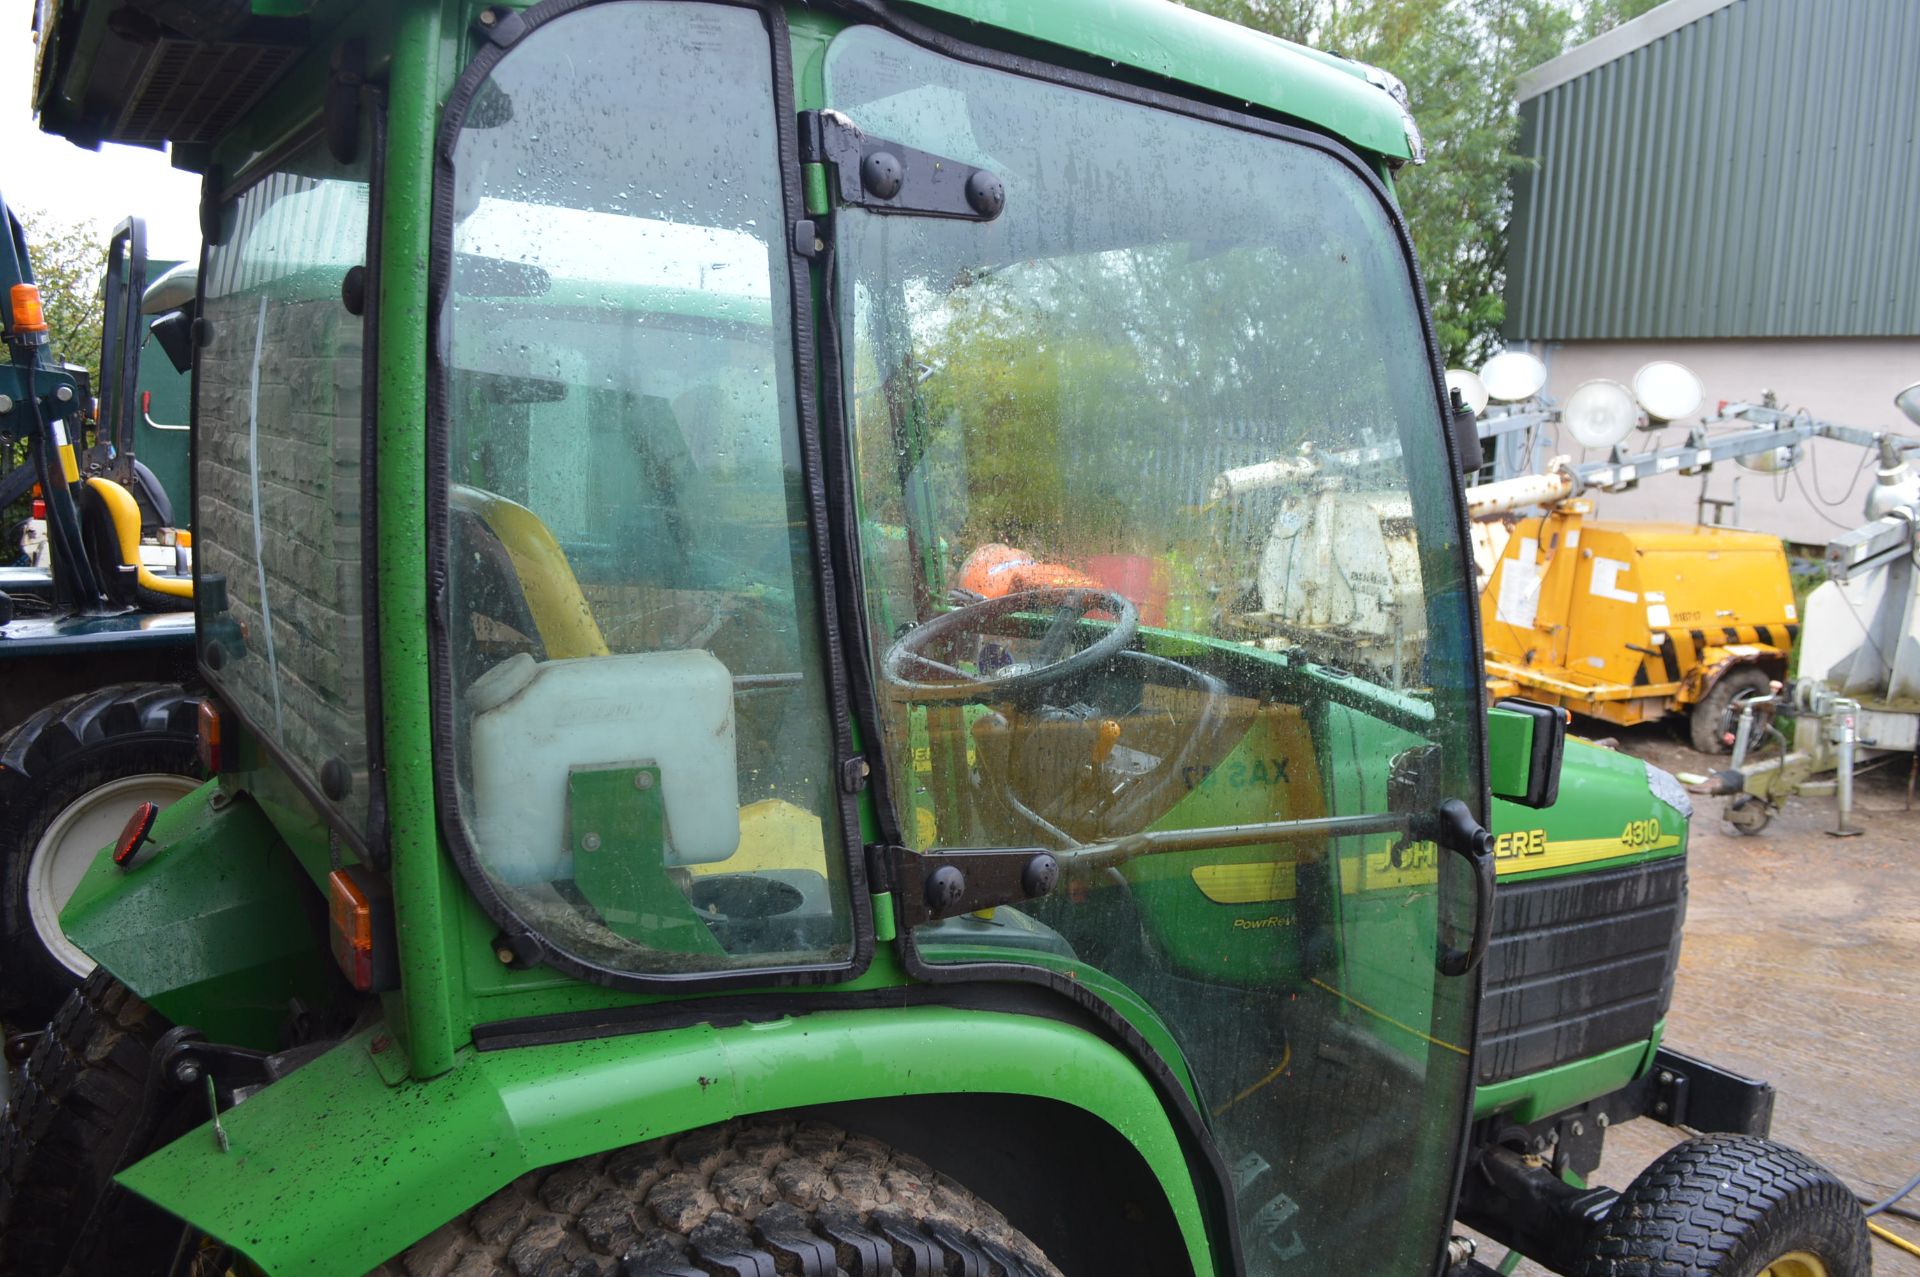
[466,649,741,885]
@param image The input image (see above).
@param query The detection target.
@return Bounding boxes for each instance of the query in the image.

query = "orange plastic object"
[8,284,47,334]
[958,544,1107,598]
[328,869,377,991]
[958,543,1035,597]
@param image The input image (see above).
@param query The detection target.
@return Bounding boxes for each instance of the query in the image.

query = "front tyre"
[373,1117,1063,1277]
[1577,1134,1869,1277]
[0,683,202,1021]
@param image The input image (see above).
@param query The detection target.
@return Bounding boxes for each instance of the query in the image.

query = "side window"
[197,134,373,833]
[437,2,854,980]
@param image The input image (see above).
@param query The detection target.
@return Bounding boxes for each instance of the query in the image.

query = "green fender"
[119,1007,1217,1275]
[60,785,335,1048]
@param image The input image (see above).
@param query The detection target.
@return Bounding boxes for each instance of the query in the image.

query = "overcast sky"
[3,0,203,259]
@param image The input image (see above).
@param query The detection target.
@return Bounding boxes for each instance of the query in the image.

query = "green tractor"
[4,2,1868,1275]
[0,198,203,1022]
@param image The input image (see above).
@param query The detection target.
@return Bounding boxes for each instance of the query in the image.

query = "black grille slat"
[113,39,299,145]
[1477,857,1686,1085]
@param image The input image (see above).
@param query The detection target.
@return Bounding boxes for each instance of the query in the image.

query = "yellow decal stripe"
[1496,832,1680,876]
[1190,861,1299,904]
[1193,830,1680,902]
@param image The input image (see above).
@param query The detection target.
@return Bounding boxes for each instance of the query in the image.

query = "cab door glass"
[828,28,1480,1274]
[439,1,854,979]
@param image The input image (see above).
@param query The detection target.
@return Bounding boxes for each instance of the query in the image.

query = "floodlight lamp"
[1632,360,1704,423]
[1896,381,1920,428]
[1736,444,1799,474]
[1445,368,1489,417]
[1562,379,1638,450]
[1479,350,1549,402]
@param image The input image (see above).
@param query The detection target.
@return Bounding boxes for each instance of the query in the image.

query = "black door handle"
[1433,797,1495,977]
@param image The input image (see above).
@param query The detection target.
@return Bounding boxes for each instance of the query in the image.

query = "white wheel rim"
[28,773,200,977]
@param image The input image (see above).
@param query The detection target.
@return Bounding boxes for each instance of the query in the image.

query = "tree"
[1177,1,1676,365]
[11,206,107,392]
[4,209,107,542]
[1576,0,1663,40]
[1182,0,1573,366]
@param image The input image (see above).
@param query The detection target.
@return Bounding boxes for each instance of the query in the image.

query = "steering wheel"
[882,587,1139,703]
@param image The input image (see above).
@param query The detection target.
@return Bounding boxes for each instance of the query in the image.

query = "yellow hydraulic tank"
[1480,502,1797,752]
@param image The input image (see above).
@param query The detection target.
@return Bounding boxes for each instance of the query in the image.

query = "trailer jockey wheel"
[1725,793,1774,836]
[1575,1134,1868,1277]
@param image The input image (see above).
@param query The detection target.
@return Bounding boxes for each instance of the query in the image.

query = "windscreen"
[828,27,1481,1274]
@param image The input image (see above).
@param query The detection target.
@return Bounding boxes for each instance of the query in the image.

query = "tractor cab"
[9,4,1862,1277]
[426,15,1492,1268]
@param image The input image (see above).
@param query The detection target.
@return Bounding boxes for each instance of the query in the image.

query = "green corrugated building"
[1503,0,1920,543]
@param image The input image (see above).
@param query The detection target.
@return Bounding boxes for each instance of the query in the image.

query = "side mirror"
[1449,387,1483,476]
[1488,698,1567,809]
[150,310,195,375]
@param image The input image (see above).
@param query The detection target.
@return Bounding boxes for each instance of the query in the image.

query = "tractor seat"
[129,458,175,533]
[76,477,193,612]
[448,484,608,679]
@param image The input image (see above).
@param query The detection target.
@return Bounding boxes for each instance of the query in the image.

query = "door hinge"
[798,110,1004,222]
[866,844,1059,928]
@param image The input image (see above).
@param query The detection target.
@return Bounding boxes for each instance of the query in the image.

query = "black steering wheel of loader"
[882,587,1139,704]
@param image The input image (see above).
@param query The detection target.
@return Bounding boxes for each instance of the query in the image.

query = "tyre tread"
[370,1118,1062,1277]
[1578,1133,1870,1277]
[0,970,178,1277]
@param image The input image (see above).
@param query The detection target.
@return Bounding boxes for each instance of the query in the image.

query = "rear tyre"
[1576,1134,1869,1277]
[0,971,184,1277]
[372,1117,1063,1276]
[0,682,202,1020]
[1689,667,1773,756]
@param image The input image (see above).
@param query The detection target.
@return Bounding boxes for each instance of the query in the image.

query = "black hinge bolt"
[861,150,904,200]
[964,169,1005,219]
[923,865,966,914]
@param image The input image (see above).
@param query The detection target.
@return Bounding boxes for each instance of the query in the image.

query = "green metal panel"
[59,785,336,1049]
[1506,0,1920,341]
[900,0,1412,161]
[378,0,465,1079]
[1490,738,1686,883]
[118,1008,1215,1276]
[1472,1026,1662,1125]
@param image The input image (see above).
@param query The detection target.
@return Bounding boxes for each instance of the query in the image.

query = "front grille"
[1477,856,1686,1086]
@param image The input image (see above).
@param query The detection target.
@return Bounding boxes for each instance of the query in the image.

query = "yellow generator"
[1481,500,1798,752]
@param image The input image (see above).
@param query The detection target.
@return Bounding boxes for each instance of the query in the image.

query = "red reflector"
[30,499,44,520]
[113,801,161,869]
